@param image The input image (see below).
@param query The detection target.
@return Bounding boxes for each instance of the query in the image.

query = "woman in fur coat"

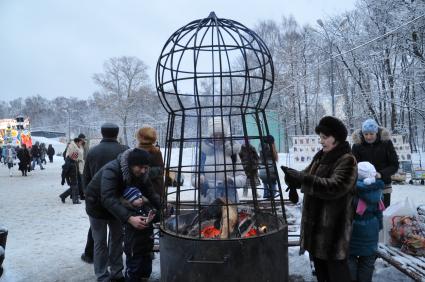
[282,116,357,282]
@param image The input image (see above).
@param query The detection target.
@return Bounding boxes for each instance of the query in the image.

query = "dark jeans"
[48,155,53,162]
[77,172,85,199]
[383,193,391,208]
[125,253,152,282]
[84,227,94,258]
[348,255,376,282]
[263,182,277,198]
[313,257,351,282]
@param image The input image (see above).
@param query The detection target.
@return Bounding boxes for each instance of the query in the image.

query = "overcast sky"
[0,0,356,101]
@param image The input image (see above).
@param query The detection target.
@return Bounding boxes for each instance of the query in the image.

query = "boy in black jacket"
[122,187,157,282]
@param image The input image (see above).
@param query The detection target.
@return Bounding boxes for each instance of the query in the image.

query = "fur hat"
[137,126,157,145]
[315,116,348,143]
[208,117,230,137]
[127,148,151,167]
[362,119,379,134]
[357,161,376,185]
[123,187,142,203]
[101,123,119,138]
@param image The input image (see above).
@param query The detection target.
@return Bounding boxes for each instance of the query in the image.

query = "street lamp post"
[317,19,335,116]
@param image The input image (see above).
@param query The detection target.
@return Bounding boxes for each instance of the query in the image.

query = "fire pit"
[156,12,288,282]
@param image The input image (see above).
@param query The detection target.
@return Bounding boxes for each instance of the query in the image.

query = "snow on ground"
[0,151,424,281]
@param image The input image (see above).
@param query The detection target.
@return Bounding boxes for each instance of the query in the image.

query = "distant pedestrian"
[47,144,55,163]
[59,137,85,204]
[30,141,44,170]
[40,143,47,165]
[5,144,16,177]
[60,142,80,204]
[17,144,31,176]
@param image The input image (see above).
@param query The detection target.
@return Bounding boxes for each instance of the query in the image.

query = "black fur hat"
[315,116,348,143]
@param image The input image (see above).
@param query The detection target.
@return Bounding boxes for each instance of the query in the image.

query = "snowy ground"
[1,153,424,281]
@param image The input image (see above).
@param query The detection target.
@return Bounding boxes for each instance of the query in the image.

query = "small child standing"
[122,187,157,282]
[348,162,386,282]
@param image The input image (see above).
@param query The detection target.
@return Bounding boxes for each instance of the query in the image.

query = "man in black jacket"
[85,148,160,282]
[80,123,128,264]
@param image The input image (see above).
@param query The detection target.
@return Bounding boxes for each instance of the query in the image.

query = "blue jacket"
[349,179,384,256]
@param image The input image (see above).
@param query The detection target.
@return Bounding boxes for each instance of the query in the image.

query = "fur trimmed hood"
[351,127,391,145]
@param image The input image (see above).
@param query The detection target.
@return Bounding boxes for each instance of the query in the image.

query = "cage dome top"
[156,12,274,116]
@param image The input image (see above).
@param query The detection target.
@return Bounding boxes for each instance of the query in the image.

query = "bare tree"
[93,56,150,145]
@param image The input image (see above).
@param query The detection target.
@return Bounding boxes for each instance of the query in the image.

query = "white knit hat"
[208,117,230,137]
[357,161,376,185]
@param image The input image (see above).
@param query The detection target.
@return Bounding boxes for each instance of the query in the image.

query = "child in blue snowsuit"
[348,161,385,282]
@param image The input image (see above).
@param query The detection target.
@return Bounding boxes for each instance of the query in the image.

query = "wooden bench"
[377,243,425,281]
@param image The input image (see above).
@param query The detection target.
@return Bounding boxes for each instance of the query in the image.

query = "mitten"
[285,187,299,204]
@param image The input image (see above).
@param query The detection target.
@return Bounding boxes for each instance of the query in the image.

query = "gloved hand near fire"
[281,166,304,188]
[281,166,303,204]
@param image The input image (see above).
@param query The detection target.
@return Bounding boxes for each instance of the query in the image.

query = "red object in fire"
[201,226,220,238]
[244,228,257,238]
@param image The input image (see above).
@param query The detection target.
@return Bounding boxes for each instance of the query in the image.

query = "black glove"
[285,186,299,204]
[281,166,304,187]
[61,177,65,186]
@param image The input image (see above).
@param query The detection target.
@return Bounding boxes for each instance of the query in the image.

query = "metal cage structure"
[156,12,288,282]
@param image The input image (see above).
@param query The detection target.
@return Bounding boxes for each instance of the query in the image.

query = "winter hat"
[137,126,157,145]
[123,187,142,203]
[101,123,119,138]
[362,119,379,134]
[357,161,377,185]
[127,148,151,167]
[315,116,348,143]
[208,117,230,137]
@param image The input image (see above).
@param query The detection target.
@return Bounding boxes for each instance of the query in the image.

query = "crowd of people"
[0,141,55,177]
[1,115,398,282]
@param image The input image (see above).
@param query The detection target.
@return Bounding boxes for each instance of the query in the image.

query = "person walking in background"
[282,116,357,282]
[348,162,385,282]
[5,144,16,177]
[258,135,278,199]
[47,144,55,163]
[30,141,44,170]
[60,143,80,204]
[40,143,47,165]
[59,137,85,204]
[80,123,128,265]
[76,133,87,200]
[136,126,164,198]
[17,143,31,176]
[351,119,399,208]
